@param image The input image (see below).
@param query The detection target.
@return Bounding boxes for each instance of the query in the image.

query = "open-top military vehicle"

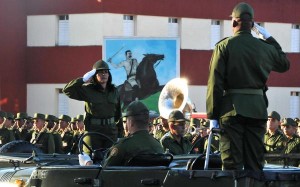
[1,132,300,187]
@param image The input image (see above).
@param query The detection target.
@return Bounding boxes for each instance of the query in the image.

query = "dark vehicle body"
[1,153,300,187]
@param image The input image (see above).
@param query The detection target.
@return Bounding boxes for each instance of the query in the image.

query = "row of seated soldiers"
[0,111,85,154]
[147,111,300,167]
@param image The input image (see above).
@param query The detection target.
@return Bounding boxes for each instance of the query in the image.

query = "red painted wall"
[25,0,300,23]
[0,0,26,113]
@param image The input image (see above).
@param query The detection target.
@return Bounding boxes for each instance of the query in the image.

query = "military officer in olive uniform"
[206,2,290,171]
[160,110,192,155]
[281,118,300,167]
[63,60,123,154]
[264,111,287,164]
[79,101,164,166]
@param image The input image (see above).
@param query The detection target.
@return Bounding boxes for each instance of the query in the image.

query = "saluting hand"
[83,69,96,82]
[252,23,271,40]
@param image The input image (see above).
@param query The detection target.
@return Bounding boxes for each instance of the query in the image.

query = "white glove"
[252,23,271,40]
[209,120,219,130]
[78,153,92,166]
[83,69,96,82]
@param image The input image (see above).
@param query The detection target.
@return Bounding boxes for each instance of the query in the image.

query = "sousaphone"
[158,78,192,119]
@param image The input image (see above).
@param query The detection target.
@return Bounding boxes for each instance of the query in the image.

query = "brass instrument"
[158,78,193,119]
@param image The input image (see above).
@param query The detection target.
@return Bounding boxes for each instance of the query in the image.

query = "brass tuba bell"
[158,78,191,119]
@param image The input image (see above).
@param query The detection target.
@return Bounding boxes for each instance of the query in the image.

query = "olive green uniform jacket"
[0,128,15,145]
[160,132,192,155]
[206,31,290,120]
[103,130,164,167]
[63,78,123,140]
[31,131,55,154]
[282,134,300,167]
[264,129,287,153]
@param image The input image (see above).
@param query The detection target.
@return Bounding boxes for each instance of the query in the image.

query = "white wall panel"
[266,23,291,52]
[181,18,211,50]
[136,16,167,37]
[27,84,84,117]
[69,14,104,46]
[27,15,57,46]
[103,13,124,37]
[223,20,233,38]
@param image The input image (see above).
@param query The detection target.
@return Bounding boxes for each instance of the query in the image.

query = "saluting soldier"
[281,118,300,167]
[206,2,290,171]
[78,101,164,166]
[63,60,123,154]
[264,111,287,164]
[31,113,55,154]
[58,114,74,154]
[0,111,15,145]
[160,110,192,155]
[12,112,28,140]
[46,114,63,154]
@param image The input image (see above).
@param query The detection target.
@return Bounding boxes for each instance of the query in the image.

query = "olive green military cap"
[268,111,281,121]
[124,101,149,117]
[0,111,7,118]
[71,117,77,123]
[58,114,71,123]
[168,110,188,123]
[32,113,46,120]
[149,110,159,119]
[231,2,254,18]
[6,112,14,120]
[200,120,210,129]
[281,118,297,127]
[93,60,110,70]
[76,114,84,122]
[15,112,28,120]
[45,114,58,123]
[190,118,200,127]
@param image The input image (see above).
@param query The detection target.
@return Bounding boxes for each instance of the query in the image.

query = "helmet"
[93,60,110,70]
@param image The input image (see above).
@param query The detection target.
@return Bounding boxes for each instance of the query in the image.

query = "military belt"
[224,89,263,96]
[90,117,115,126]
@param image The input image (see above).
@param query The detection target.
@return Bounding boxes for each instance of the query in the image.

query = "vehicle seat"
[186,154,222,170]
[126,153,173,167]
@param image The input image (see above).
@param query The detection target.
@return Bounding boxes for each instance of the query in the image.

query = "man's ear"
[233,20,238,27]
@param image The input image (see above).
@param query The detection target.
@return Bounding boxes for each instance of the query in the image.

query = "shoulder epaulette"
[215,37,229,46]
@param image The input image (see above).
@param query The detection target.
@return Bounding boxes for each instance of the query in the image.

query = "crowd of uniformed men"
[1,109,299,167]
[0,111,85,154]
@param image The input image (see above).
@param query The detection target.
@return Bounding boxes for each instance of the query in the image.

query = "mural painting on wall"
[103,37,180,112]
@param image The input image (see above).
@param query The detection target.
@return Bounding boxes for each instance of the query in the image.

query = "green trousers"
[220,115,267,171]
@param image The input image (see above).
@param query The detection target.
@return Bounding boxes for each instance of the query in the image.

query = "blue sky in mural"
[104,38,179,86]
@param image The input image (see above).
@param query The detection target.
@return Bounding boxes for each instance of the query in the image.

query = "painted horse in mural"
[117,53,165,109]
